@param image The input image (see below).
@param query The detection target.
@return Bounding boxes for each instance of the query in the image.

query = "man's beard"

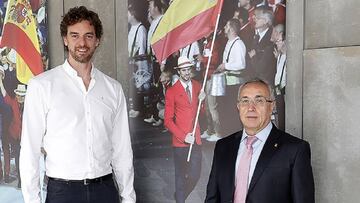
[69,46,95,63]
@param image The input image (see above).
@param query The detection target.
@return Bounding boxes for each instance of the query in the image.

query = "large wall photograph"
[0,0,47,202]
[127,0,287,202]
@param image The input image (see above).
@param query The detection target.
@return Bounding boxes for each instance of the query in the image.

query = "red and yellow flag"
[0,0,44,84]
[151,0,223,62]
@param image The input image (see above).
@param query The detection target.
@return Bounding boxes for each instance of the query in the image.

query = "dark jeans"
[173,145,202,203]
[45,175,120,203]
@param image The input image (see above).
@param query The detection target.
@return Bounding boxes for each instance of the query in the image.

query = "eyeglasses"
[238,96,273,107]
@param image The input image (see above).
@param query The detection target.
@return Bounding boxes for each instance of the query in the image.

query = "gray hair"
[238,78,275,101]
[255,7,274,27]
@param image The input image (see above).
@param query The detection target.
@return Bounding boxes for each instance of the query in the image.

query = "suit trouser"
[0,104,13,178]
[205,80,220,135]
[173,145,202,203]
[45,175,119,203]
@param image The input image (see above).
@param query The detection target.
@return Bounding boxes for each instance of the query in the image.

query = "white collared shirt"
[256,27,269,42]
[275,53,286,88]
[147,15,163,54]
[180,79,192,96]
[20,60,136,203]
[235,122,273,187]
[128,22,147,57]
[222,36,246,71]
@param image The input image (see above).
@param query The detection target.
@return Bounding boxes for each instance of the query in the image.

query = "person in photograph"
[271,23,286,130]
[248,6,276,85]
[212,18,247,141]
[19,6,135,203]
[205,78,314,203]
[164,56,205,203]
[128,3,150,118]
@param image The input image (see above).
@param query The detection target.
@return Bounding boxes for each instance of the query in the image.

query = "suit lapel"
[248,126,281,192]
[174,81,189,105]
[229,132,243,193]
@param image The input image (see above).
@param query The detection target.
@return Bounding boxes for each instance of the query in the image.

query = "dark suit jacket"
[205,125,315,203]
[249,28,276,85]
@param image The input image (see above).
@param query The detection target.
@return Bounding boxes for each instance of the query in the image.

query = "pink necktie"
[234,136,258,203]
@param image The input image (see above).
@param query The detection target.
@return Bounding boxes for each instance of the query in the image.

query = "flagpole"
[187,1,223,162]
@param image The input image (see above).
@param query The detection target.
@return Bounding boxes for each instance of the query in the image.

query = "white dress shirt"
[128,22,147,57]
[222,36,246,85]
[180,79,192,96]
[222,36,246,71]
[274,53,286,88]
[256,27,269,42]
[20,60,136,203]
[147,15,163,55]
[235,122,273,187]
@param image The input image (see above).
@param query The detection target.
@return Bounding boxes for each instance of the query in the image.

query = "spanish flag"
[0,0,44,84]
[151,0,223,62]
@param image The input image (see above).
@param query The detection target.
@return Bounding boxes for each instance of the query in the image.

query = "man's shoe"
[4,175,15,183]
[201,131,212,138]
[206,134,221,142]
[129,110,140,118]
[144,115,156,123]
[152,119,163,126]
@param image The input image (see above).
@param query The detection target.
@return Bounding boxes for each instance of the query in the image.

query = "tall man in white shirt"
[19,6,136,203]
[210,18,247,141]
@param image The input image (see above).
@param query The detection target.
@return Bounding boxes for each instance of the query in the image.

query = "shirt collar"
[242,122,273,143]
[179,79,192,90]
[256,28,269,41]
[63,59,96,79]
[228,36,240,44]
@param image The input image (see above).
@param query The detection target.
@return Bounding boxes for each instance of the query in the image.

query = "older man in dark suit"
[205,78,314,203]
[248,7,277,85]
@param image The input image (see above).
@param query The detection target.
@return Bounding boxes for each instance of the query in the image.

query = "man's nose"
[78,36,86,46]
[247,102,256,111]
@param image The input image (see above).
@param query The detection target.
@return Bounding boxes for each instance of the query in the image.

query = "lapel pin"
[274,143,278,148]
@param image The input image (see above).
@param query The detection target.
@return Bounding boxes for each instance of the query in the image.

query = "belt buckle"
[83,179,90,185]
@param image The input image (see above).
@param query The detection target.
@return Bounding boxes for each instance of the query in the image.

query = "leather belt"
[48,173,113,185]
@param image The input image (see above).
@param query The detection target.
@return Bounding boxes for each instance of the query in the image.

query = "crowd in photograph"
[0,0,47,188]
[127,0,287,140]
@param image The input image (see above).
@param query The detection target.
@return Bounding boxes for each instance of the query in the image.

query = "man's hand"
[216,63,225,72]
[198,89,206,101]
[273,47,279,58]
[248,49,256,58]
[184,133,195,144]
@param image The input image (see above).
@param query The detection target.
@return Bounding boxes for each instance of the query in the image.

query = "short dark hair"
[60,6,103,39]
[149,0,168,14]
[228,18,241,36]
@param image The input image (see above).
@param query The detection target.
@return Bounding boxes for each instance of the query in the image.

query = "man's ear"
[63,37,68,46]
[96,38,100,47]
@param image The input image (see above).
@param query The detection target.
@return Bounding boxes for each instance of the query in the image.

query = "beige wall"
[48,0,129,92]
[287,0,360,202]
